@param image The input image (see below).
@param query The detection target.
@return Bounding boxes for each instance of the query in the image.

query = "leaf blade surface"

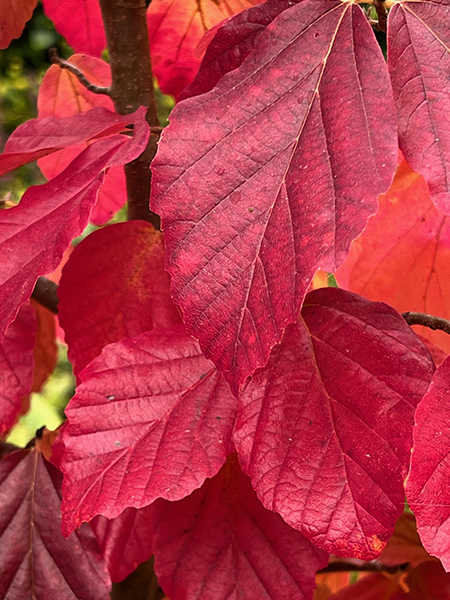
[58,221,182,376]
[61,326,237,535]
[151,0,398,391]
[234,288,434,558]
[152,454,328,600]
[388,0,450,214]
[0,444,111,599]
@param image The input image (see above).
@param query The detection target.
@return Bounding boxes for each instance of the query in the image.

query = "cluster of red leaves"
[2,0,450,598]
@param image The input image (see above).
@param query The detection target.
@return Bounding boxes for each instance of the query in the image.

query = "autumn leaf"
[92,507,153,583]
[0,107,149,341]
[30,300,57,394]
[0,305,36,436]
[0,106,138,177]
[388,0,450,215]
[151,0,398,391]
[407,355,450,571]
[180,0,298,100]
[152,454,328,600]
[0,0,37,49]
[336,159,450,354]
[58,221,182,376]
[37,54,126,225]
[147,0,260,98]
[234,288,434,559]
[41,0,105,57]
[0,442,111,599]
[61,326,237,535]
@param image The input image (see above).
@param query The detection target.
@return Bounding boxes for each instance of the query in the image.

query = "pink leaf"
[0,106,138,177]
[234,288,435,559]
[61,326,237,535]
[0,107,149,340]
[41,0,105,57]
[37,55,126,225]
[0,444,111,598]
[92,507,153,583]
[0,304,36,435]
[180,0,297,100]
[152,454,328,600]
[0,0,37,49]
[388,0,450,214]
[406,355,450,570]
[151,0,397,392]
[90,166,127,225]
[58,221,182,376]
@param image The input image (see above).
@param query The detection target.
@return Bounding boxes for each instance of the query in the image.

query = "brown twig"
[402,312,450,335]
[31,277,59,314]
[373,0,388,32]
[318,559,409,575]
[49,49,111,96]
[98,0,161,228]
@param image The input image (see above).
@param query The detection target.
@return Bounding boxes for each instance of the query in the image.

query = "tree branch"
[402,312,450,335]
[317,559,408,575]
[49,49,111,96]
[98,0,161,229]
[31,277,59,314]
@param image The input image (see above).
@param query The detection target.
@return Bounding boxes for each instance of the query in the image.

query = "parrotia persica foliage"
[1,0,450,598]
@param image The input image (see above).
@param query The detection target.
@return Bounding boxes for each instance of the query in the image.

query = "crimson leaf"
[61,326,237,535]
[151,0,398,391]
[58,221,182,376]
[406,354,450,570]
[152,454,328,600]
[0,107,149,340]
[234,288,434,559]
[0,304,36,435]
[0,106,135,177]
[91,507,153,583]
[0,443,111,599]
[180,0,299,100]
[388,0,450,214]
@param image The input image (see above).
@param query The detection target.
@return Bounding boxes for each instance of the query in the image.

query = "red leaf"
[406,355,450,570]
[0,443,111,598]
[378,513,431,569]
[30,300,57,393]
[180,0,297,100]
[324,572,408,600]
[0,304,36,435]
[152,454,328,600]
[147,0,259,99]
[0,0,37,49]
[37,55,126,225]
[234,288,434,559]
[90,166,127,225]
[388,1,450,214]
[92,507,153,583]
[0,107,149,340]
[61,326,237,535]
[41,0,105,57]
[151,0,398,391]
[0,106,138,177]
[58,221,182,376]
[336,160,450,355]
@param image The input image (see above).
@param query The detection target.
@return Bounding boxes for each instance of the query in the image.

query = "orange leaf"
[147,0,261,98]
[336,160,450,354]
